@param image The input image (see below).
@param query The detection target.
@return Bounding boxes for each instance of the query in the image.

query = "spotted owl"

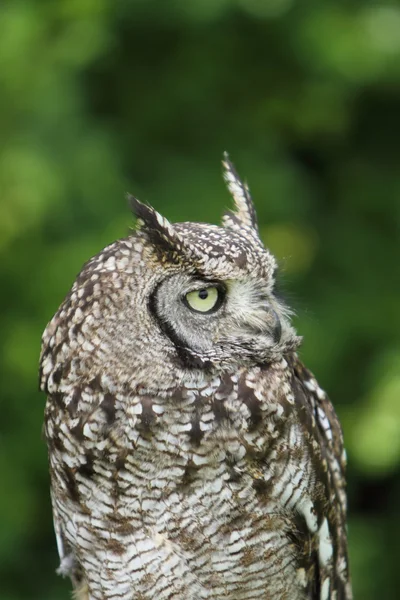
[40,155,352,600]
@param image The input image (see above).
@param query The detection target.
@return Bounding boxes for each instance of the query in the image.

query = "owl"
[40,154,352,600]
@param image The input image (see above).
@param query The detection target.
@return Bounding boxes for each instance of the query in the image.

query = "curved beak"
[269,308,282,344]
[249,305,282,343]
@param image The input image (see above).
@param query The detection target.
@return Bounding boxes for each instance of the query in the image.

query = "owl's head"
[127,154,300,373]
[41,155,301,396]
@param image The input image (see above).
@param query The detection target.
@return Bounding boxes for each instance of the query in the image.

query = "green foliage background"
[1,1,399,598]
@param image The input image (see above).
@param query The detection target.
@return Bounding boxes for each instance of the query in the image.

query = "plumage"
[40,155,352,599]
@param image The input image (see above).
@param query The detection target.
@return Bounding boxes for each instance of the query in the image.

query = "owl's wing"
[289,353,352,600]
[44,391,86,593]
[51,490,89,600]
[50,489,75,578]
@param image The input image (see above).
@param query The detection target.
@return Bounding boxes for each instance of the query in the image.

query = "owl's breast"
[104,364,309,598]
[48,360,312,599]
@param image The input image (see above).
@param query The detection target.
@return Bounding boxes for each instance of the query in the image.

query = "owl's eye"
[184,286,223,314]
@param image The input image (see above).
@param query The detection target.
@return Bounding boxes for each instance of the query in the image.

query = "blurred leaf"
[350,350,400,474]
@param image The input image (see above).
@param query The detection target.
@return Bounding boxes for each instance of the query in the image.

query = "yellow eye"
[184,287,221,313]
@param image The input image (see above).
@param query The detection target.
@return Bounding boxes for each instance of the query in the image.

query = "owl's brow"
[184,277,226,292]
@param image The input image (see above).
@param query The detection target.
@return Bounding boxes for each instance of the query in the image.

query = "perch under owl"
[40,155,352,599]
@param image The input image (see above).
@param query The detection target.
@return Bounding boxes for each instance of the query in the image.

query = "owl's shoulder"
[286,353,346,476]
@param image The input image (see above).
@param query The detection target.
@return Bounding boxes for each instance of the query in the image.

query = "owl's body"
[40,156,352,599]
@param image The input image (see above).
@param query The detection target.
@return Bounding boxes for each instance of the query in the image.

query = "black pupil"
[198,289,209,300]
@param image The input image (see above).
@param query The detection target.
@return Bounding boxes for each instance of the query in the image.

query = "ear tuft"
[222,152,258,233]
[128,194,174,235]
[127,194,182,259]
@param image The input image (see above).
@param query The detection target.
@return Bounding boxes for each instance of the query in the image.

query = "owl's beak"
[269,308,282,344]
[253,305,282,343]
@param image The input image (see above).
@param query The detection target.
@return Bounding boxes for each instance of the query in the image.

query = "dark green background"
[1,1,399,598]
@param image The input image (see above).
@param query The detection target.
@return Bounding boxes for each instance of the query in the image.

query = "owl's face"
[128,156,300,371]
[147,224,296,370]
